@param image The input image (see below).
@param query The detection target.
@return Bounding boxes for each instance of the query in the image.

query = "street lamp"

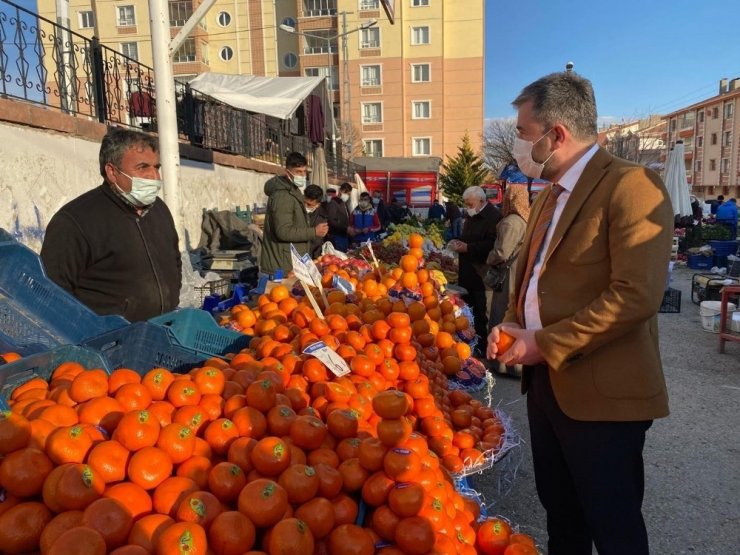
[279,19,377,161]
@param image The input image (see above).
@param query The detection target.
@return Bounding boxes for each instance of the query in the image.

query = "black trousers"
[526,366,652,555]
[462,287,488,348]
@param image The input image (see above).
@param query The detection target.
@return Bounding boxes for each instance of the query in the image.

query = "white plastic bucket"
[699,301,737,333]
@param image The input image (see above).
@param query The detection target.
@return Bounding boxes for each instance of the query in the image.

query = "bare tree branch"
[481,118,517,175]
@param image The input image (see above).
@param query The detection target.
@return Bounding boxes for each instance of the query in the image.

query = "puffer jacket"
[259,175,316,275]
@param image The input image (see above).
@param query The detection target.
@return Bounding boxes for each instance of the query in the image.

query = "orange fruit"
[39,510,84,554]
[128,513,175,552]
[112,410,161,452]
[155,521,208,555]
[87,440,130,484]
[48,526,106,555]
[408,247,424,260]
[141,368,176,401]
[175,490,223,529]
[152,476,199,517]
[127,446,173,490]
[103,482,153,520]
[269,284,291,303]
[408,234,424,248]
[46,424,94,465]
[81,497,135,551]
[0,411,31,454]
[0,446,53,498]
[68,369,109,403]
[208,511,256,555]
[108,368,142,395]
[77,396,125,434]
[43,463,105,512]
[0,501,52,554]
[115,382,153,411]
[399,255,419,272]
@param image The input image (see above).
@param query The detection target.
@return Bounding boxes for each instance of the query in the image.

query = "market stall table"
[718,285,740,353]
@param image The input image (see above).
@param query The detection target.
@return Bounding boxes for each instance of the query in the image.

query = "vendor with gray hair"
[447,185,502,354]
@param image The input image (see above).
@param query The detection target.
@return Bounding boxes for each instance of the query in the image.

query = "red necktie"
[516,184,565,326]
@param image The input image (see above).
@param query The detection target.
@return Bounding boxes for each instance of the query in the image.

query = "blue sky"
[485,0,740,125]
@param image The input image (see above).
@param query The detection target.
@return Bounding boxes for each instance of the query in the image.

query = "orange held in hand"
[496,330,515,356]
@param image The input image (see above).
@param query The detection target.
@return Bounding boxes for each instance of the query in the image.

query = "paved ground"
[468,266,740,554]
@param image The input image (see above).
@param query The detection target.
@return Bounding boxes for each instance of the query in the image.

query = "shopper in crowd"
[447,186,502,354]
[715,197,738,238]
[708,194,724,215]
[348,192,382,245]
[372,191,391,231]
[486,184,530,332]
[41,127,181,322]
[388,197,410,224]
[487,71,673,555]
[304,184,329,258]
[326,182,352,251]
[260,152,328,276]
[445,200,463,239]
[427,198,447,221]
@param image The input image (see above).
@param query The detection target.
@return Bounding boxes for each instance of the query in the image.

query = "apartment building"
[600,116,666,170]
[35,0,484,162]
[37,0,281,80]
[664,78,740,199]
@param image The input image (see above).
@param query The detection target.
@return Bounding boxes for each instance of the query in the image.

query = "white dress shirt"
[523,144,600,330]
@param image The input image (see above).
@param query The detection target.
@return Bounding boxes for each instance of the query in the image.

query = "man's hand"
[489,326,545,366]
[456,241,468,253]
[347,228,356,237]
[361,227,369,234]
[315,223,329,238]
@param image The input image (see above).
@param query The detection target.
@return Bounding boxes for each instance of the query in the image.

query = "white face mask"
[305,205,317,214]
[340,193,350,202]
[512,131,555,179]
[115,168,162,207]
[288,171,307,189]
[466,204,481,217]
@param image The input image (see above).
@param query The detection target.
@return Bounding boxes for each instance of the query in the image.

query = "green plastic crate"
[149,308,251,359]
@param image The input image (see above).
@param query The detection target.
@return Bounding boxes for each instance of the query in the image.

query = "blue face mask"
[288,171,307,189]
[115,168,162,207]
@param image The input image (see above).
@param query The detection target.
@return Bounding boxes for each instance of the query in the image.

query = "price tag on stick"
[303,341,351,377]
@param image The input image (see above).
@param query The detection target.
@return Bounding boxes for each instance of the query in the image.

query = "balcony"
[679,127,694,138]
[169,0,193,27]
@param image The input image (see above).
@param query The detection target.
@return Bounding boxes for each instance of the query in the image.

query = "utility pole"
[341,11,352,162]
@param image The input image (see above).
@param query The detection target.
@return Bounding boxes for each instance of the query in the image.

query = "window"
[411,63,430,82]
[360,0,379,9]
[710,159,716,171]
[117,6,135,26]
[173,38,196,63]
[284,53,298,68]
[217,11,231,27]
[362,102,382,124]
[721,158,730,173]
[670,119,676,131]
[412,0,429,5]
[201,42,209,65]
[363,139,383,157]
[696,160,702,172]
[169,2,192,26]
[303,30,337,54]
[412,137,431,156]
[305,66,338,90]
[725,103,734,119]
[219,46,233,61]
[121,42,138,60]
[304,0,337,17]
[699,111,704,123]
[79,10,94,29]
[361,65,381,87]
[711,133,717,145]
[412,100,430,119]
[713,107,719,119]
[360,27,380,48]
[697,136,703,147]
[724,131,732,147]
[282,17,296,28]
[411,26,429,45]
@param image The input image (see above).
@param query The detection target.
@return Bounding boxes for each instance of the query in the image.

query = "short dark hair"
[326,188,337,194]
[718,195,725,201]
[513,71,598,141]
[339,182,352,193]
[360,192,371,200]
[99,127,158,178]
[304,184,323,201]
[285,152,308,169]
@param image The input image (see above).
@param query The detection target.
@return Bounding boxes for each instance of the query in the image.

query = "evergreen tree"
[440,133,489,205]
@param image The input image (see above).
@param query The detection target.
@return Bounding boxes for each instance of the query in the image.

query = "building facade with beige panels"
[664,78,740,200]
[35,0,484,162]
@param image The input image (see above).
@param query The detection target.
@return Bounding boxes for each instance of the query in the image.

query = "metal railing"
[0,0,361,182]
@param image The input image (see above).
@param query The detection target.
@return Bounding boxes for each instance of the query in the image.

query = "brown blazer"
[504,147,673,422]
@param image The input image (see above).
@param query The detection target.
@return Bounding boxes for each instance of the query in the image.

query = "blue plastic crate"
[0,345,108,410]
[149,308,251,359]
[82,322,207,375]
[709,240,738,256]
[0,240,128,353]
[687,254,712,270]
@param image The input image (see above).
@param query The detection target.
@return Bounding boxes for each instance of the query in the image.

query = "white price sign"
[303,341,351,377]
[290,244,313,283]
[365,240,380,269]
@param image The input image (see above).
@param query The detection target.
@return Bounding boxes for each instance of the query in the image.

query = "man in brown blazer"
[487,72,673,555]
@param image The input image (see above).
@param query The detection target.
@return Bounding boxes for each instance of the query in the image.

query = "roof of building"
[355,157,443,172]
[664,86,740,118]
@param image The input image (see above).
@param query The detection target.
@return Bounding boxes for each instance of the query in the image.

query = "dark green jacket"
[259,175,316,275]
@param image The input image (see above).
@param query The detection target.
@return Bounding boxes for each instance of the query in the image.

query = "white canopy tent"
[187,73,333,131]
[664,140,693,218]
